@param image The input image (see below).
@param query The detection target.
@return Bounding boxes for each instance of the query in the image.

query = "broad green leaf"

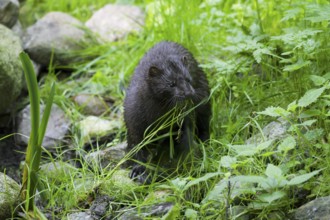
[257,106,290,117]
[278,136,296,152]
[287,101,297,112]
[203,176,259,203]
[230,144,258,156]
[310,75,326,86]
[220,156,237,168]
[162,203,180,220]
[287,170,321,185]
[231,175,266,184]
[184,172,222,190]
[298,87,326,107]
[299,109,322,118]
[323,72,330,80]
[300,119,317,127]
[283,59,311,72]
[304,128,324,142]
[257,140,274,151]
[185,209,198,220]
[257,191,286,204]
[265,164,282,178]
[281,8,302,22]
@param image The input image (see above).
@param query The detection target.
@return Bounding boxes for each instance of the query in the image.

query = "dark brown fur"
[124,41,211,181]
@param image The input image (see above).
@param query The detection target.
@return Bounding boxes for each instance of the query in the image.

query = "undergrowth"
[16,0,330,219]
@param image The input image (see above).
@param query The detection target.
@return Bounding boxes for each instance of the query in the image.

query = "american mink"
[124,41,211,182]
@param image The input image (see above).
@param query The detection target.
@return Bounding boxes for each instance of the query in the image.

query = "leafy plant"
[19,52,55,218]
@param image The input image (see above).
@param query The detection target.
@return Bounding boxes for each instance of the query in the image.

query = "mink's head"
[142,42,200,108]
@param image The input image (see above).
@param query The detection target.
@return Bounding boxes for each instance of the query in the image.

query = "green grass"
[14,0,330,219]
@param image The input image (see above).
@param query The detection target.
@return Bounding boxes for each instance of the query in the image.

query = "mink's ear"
[182,55,188,66]
[148,66,161,77]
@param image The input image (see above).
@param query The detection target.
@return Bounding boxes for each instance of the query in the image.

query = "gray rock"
[0,0,19,28]
[292,196,330,220]
[73,94,109,116]
[39,162,78,180]
[99,170,137,197]
[119,202,174,220]
[0,172,21,219]
[90,194,113,219]
[0,24,23,115]
[11,20,24,38]
[23,12,86,66]
[67,212,94,220]
[84,142,127,169]
[86,4,145,42]
[246,117,290,144]
[16,104,71,149]
[79,116,122,144]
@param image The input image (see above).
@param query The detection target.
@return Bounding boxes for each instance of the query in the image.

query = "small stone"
[39,162,78,181]
[118,202,174,220]
[292,196,330,220]
[11,20,23,38]
[23,12,86,66]
[79,116,122,143]
[0,172,21,219]
[0,0,19,28]
[73,94,109,116]
[84,142,127,169]
[0,24,23,115]
[246,117,289,145]
[16,104,71,149]
[86,4,145,42]
[67,212,94,220]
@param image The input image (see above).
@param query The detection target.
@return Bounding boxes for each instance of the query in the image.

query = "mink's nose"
[183,83,195,99]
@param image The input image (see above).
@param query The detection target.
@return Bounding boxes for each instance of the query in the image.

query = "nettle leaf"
[184,172,222,191]
[287,170,321,185]
[271,29,322,44]
[298,87,326,107]
[185,209,198,220]
[283,59,311,72]
[220,156,237,168]
[305,3,330,23]
[232,175,267,184]
[257,140,274,151]
[287,101,298,112]
[229,140,273,157]
[310,75,326,86]
[229,144,257,156]
[265,164,283,179]
[300,119,317,127]
[304,128,324,142]
[299,109,322,118]
[257,106,290,117]
[281,8,302,22]
[278,136,296,152]
[323,72,330,80]
[257,191,286,204]
[253,47,272,64]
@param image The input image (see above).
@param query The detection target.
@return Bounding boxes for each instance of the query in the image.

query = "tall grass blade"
[19,52,55,217]
[19,52,40,211]
[38,82,55,146]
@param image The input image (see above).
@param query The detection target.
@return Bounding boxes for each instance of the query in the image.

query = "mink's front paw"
[129,165,151,184]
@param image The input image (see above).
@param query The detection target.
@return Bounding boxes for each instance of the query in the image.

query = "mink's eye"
[169,81,176,87]
[149,66,160,77]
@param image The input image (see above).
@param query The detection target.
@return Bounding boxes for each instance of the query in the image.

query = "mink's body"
[124,41,211,181]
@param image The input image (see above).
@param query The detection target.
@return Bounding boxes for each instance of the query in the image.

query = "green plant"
[19,52,55,218]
